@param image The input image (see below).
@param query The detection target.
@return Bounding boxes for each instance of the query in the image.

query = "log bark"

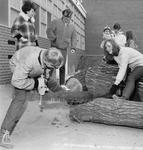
[70,97,143,129]
[85,60,119,97]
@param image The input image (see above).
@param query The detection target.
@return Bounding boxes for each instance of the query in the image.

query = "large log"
[85,60,118,97]
[70,97,143,129]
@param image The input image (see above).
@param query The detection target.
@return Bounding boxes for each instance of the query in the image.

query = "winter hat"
[103,26,111,32]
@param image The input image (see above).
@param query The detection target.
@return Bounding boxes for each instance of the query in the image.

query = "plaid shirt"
[11,12,37,50]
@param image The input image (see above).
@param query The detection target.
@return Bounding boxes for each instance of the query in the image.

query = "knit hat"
[113,23,121,30]
[103,26,111,32]
[62,9,73,18]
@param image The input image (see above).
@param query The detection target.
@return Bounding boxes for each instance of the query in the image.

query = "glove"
[109,84,118,95]
[38,76,49,95]
[35,40,39,46]
[20,37,28,42]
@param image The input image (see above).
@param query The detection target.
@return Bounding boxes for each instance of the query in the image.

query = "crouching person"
[104,39,143,100]
[0,46,64,148]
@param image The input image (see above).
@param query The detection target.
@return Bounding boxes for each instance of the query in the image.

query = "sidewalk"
[0,85,143,150]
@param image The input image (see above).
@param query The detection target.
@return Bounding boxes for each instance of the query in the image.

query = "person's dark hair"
[104,39,120,56]
[62,8,73,18]
[22,1,36,14]
[126,30,134,41]
[113,23,121,30]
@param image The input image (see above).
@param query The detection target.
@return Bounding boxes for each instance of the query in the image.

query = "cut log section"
[65,70,88,91]
[70,97,143,129]
[65,77,83,92]
[85,60,118,97]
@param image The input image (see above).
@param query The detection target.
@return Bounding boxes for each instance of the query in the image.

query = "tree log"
[70,97,143,129]
[85,60,118,97]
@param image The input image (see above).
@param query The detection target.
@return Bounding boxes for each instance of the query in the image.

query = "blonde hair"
[44,47,64,69]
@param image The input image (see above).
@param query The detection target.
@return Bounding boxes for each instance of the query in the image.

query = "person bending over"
[0,46,65,148]
[104,39,143,100]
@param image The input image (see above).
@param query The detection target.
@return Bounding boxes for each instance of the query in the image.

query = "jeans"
[1,88,28,135]
[59,65,65,85]
[122,66,143,99]
[59,49,67,85]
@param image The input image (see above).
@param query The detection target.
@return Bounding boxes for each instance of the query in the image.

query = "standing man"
[11,1,39,50]
[46,8,77,85]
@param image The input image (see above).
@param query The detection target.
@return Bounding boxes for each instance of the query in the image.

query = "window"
[33,3,40,35]
[47,11,51,29]
[0,0,8,26]
[10,0,21,10]
[10,8,19,27]
[40,8,47,37]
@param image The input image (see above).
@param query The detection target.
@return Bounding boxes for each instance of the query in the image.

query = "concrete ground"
[0,85,143,150]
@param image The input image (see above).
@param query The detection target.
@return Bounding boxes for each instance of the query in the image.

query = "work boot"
[0,129,14,149]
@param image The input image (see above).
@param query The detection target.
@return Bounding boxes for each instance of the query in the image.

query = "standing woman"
[104,39,143,100]
[112,23,126,47]
[11,1,38,50]
[125,30,138,50]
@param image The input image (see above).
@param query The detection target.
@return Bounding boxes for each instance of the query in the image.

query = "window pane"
[33,2,40,35]
[10,8,19,27]
[0,0,8,26]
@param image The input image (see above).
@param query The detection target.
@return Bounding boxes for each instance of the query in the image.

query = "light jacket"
[113,31,126,47]
[9,46,62,92]
[47,18,77,50]
[114,47,143,85]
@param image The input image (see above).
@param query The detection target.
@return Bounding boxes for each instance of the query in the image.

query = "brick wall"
[83,0,143,55]
[0,25,15,84]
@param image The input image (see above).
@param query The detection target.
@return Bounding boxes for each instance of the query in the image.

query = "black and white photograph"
[0,0,143,149]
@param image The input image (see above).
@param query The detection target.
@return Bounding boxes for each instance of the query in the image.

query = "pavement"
[0,84,143,150]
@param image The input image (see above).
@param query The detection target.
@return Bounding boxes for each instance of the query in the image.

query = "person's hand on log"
[109,84,119,95]
[112,94,124,109]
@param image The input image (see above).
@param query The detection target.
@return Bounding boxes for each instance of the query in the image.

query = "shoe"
[0,129,14,149]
